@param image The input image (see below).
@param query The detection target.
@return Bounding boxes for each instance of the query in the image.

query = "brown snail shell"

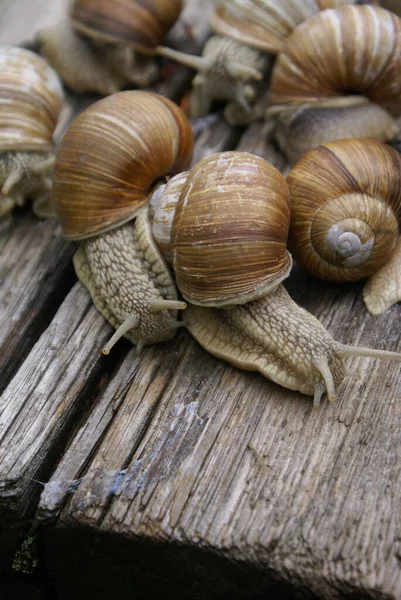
[166,151,292,307]
[271,5,401,117]
[0,46,63,152]
[71,0,183,51]
[287,138,401,283]
[210,0,375,55]
[53,91,193,241]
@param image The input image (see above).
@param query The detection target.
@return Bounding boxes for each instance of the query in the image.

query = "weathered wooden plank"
[0,282,113,565]
[38,273,401,599]
[0,0,216,570]
[0,1,103,397]
[2,1,401,598]
[37,99,401,600]
[0,217,76,394]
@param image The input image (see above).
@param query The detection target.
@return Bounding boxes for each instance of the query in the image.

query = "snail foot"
[363,238,401,315]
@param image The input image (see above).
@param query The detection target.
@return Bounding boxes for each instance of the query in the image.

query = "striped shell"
[170,151,292,307]
[71,0,183,50]
[271,5,401,116]
[210,0,369,54]
[150,171,189,264]
[288,139,401,282]
[0,46,63,151]
[53,91,193,240]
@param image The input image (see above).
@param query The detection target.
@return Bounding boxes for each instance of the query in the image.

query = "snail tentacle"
[313,358,337,403]
[340,345,401,361]
[102,315,140,355]
[2,169,23,196]
[150,300,187,312]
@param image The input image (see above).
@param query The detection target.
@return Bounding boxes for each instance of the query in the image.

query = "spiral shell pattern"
[211,0,368,54]
[71,0,183,50]
[271,5,401,116]
[0,46,63,151]
[53,91,193,240]
[288,139,401,282]
[170,152,292,307]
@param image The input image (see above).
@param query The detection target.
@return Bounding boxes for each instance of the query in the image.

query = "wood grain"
[0,0,214,569]
[39,270,401,600]
[1,1,400,599]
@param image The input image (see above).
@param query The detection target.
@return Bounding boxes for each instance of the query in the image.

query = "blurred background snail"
[53,91,193,352]
[54,109,400,405]
[0,46,63,219]
[156,0,378,124]
[268,5,401,164]
[287,138,401,316]
[38,0,183,96]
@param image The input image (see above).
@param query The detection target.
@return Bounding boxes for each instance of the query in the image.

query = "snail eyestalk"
[313,358,337,403]
[340,346,401,361]
[156,46,212,72]
[150,300,187,312]
[31,156,56,175]
[225,61,263,81]
[102,315,140,355]
[2,169,23,196]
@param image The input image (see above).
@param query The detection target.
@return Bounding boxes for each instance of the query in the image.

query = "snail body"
[287,138,401,314]
[156,0,375,124]
[73,207,186,353]
[0,46,63,218]
[269,5,401,163]
[53,91,193,349]
[38,0,183,95]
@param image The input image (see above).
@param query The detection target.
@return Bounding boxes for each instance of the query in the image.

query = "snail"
[38,0,183,96]
[287,138,401,315]
[54,122,401,405]
[53,90,193,352]
[0,46,63,219]
[268,5,401,164]
[156,0,377,124]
